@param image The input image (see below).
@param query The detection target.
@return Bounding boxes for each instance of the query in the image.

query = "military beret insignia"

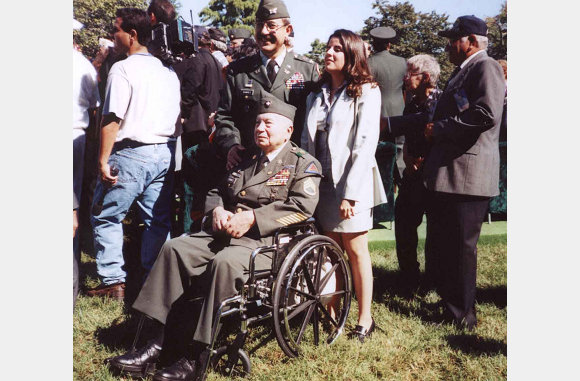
[304,161,320,175]
[303,177,317,196]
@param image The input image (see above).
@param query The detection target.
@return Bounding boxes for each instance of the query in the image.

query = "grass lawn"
[74,227,507,381]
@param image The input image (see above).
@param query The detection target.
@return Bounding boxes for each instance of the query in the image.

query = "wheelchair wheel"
[272,235,352,358]
[211,346,251,378]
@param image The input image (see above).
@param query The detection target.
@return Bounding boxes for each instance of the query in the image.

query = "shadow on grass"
[94,313,144,352]
[372,266,507,323]
[476,285,506,309]
[446,334,507,356]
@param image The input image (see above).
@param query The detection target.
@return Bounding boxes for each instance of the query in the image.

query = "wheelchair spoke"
[313,248,324,292]
[288,286,316,300]
[318,290,346,298]
[296,303,316,345]
[300,261,316,294]
[316,302,339,328]
[286,299,316,321]
[313,304,320,345]
[318,263,340,291]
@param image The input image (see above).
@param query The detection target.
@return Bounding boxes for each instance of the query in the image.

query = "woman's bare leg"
[341,231,373,329]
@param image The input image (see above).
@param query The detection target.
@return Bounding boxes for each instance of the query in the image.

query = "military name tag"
[453,88,470,112]
[266,169,290,186]
[285,72,305,89]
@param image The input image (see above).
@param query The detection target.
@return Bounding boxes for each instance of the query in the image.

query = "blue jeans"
[91,141,175,285]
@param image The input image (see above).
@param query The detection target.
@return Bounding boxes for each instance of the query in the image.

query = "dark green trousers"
[132,232,272,345]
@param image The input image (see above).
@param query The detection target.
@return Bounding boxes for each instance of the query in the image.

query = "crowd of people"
[73,0,507,379]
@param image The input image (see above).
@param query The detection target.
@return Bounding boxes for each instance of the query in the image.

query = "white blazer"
[302,82,387,211]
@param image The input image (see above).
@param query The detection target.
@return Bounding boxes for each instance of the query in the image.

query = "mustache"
[257,33,276,43]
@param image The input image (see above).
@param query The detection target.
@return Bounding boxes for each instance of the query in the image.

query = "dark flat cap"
[438,15,487,38]
[228,28,252,41]
[256,0,290,21]
[257,91,296,121]
[370,26,396,40]
[208,27,227,43]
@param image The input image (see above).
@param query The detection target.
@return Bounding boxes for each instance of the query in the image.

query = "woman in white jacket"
[302,29,387,342]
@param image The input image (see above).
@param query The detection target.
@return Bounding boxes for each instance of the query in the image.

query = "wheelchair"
[193,218,353,380]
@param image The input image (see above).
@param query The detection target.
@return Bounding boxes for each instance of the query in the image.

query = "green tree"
[360,1,454,85]
[199,0,258,36]
[305,38,326,69]
[486,1,507,60]
[73,0,181,59]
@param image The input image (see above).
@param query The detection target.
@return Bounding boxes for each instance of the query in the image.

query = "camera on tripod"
[150,16,198,59]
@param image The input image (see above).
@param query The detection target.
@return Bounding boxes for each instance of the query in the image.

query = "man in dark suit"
[368,26,407,182]
[106,93,322,380]
[423,16,506,330]
[214,0,319,171]
[179,30,225,154]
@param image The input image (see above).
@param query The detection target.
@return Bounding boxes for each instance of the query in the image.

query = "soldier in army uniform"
[214,0,320,171]
[368,26,408,192]
[228,27,253,48]
[107,93,322,381]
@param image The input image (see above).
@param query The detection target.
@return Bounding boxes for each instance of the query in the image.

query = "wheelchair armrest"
[274,217,317,243]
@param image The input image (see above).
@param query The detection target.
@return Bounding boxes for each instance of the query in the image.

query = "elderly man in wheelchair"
[107,93,352,380]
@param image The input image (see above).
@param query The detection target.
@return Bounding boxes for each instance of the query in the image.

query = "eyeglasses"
[405,72,424,78]
[255,21,286,33]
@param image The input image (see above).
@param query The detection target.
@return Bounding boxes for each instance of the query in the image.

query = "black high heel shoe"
[349,319,376,343]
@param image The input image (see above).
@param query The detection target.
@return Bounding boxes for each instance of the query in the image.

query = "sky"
[178,0,506,55]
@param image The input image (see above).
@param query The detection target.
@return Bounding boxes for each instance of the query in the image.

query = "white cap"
[73,19,84,30]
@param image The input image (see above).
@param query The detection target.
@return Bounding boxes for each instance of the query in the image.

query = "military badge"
[266,169,290,186]
[303,177,317,196]
[304,161,320,175]
[285,72,305,89]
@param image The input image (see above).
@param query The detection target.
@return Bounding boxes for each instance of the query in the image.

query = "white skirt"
[315,181,373,233]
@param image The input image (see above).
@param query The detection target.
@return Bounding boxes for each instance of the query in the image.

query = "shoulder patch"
[303,177,317,196]
[304,161,320,175]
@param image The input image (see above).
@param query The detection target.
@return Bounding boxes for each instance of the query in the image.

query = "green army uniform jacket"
[213,52,319,157]
[368,50,407,119]
[204,142,322,248]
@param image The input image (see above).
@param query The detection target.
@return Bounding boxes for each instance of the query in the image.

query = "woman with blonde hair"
[302,29,386,342]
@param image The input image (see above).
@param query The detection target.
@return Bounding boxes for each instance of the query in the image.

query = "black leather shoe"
[153,357,197,381]
[348,319,376,343]
[106,340,162,377]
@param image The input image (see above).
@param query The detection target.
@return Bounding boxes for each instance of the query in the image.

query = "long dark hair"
[317,29,375,98]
